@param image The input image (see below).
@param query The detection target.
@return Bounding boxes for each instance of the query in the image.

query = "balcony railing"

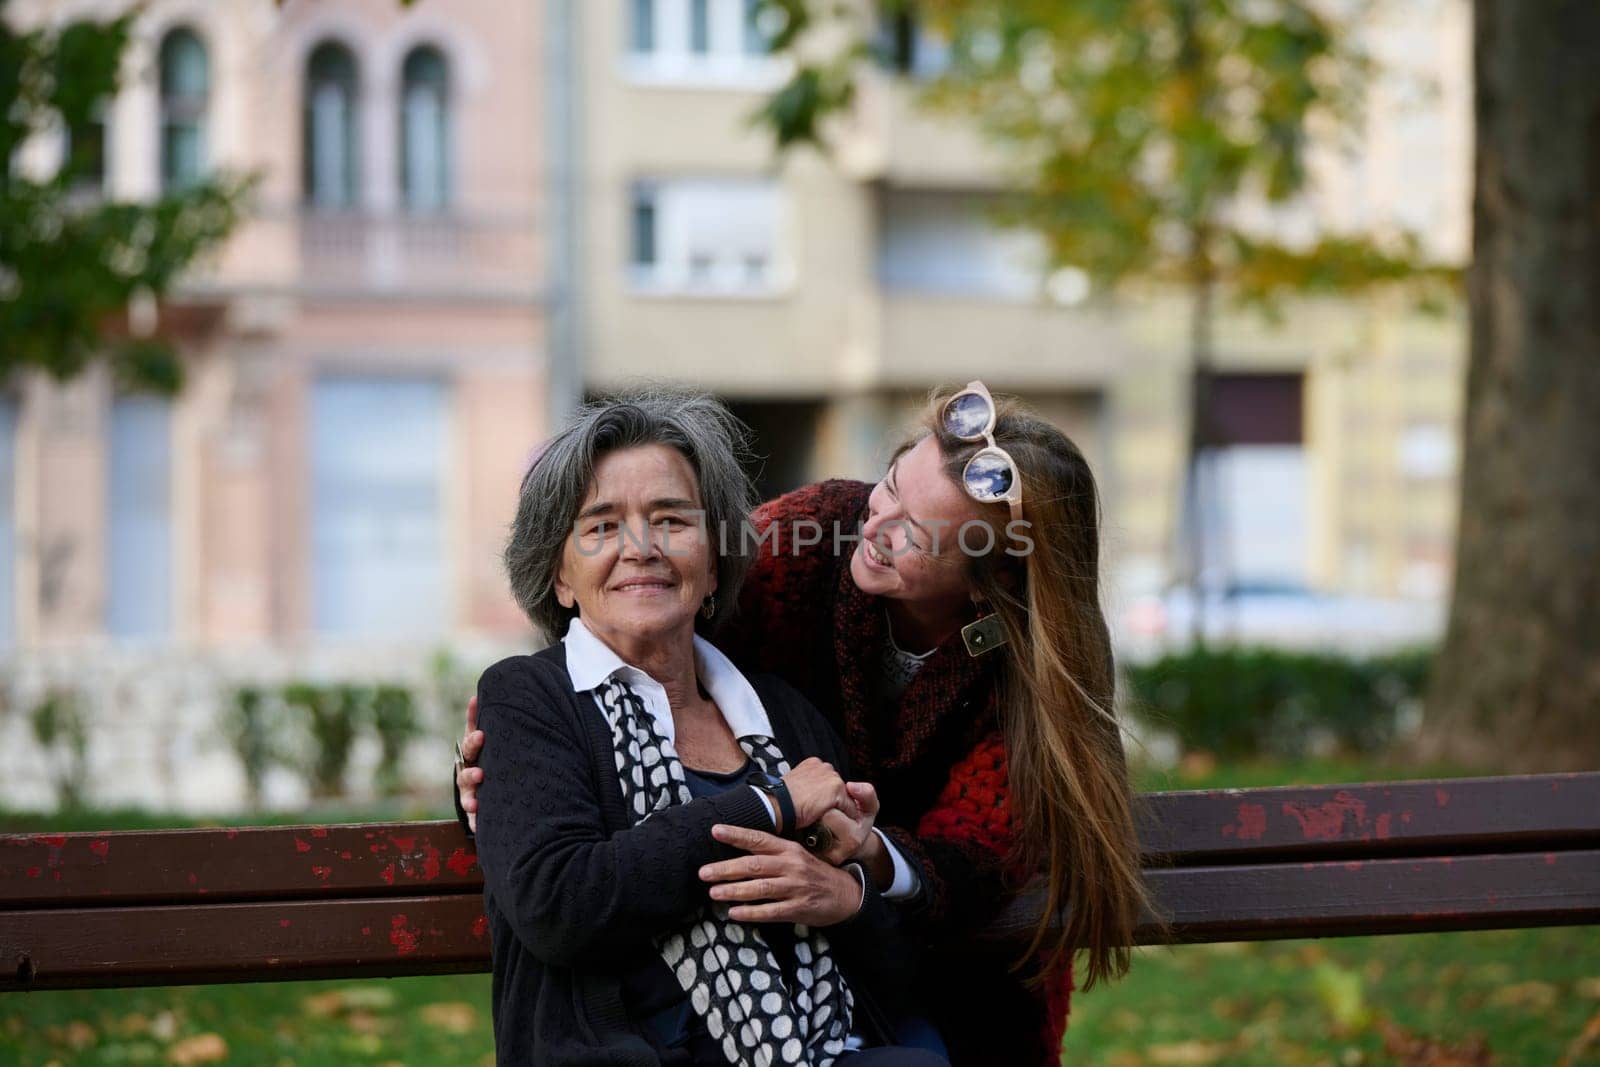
[193,207,543,301]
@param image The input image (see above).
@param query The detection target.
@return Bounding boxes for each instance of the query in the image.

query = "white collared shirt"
[560,617,919,900]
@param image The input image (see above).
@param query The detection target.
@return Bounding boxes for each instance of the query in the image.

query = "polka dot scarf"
[596,677,854,1066]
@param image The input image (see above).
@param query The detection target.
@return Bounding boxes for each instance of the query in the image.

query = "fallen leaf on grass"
[1558,1009,1600,1067]
[114,1014,151,1038]
[1376,1018,1492,1067]
[1146,1040,1229,1065]
[345,1010,390,1035]
[1486,980,1558,1012]
[302,992,347,1018]
[49,1020,97,1050]
[341,986,398,1011]
[150,1012,179,1042]
[421,1001,479,1033]
[1576,977,1600,1000]
[166,1033,228,1065]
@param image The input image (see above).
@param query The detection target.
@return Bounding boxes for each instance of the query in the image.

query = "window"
[626,0,782,84]
[159,28,209,192]
[107,397,173,638]
[304,42,359,209]
[62,113,107,193]
[310,379,447,637]
[628,179,785,295]
[878,191,1044,300]
[1193,374,1308,590]
[400,46,451,213]
[877,5,952,80]
[0,398,15,646]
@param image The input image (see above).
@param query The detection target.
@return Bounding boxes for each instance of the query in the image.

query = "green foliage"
[27,687,90,809]
[0,0,252,395]
[222,686,278,807]
[280,683,365,800]
[371,684,420,798]
[757,0,1456,309]
[1125,646,1433,760]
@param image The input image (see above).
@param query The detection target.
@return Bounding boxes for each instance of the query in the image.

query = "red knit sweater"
[717,480,1075,1066]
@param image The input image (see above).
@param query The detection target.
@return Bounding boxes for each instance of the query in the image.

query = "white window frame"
[622,0,789,89]
[627,178,791,298]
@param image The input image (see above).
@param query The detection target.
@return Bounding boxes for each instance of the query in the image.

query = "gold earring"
[701,594,717,620]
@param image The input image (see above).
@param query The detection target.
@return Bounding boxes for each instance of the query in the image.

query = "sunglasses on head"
[941,380,1023,525]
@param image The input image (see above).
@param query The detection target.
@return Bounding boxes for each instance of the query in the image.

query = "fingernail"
[698,866,711,879]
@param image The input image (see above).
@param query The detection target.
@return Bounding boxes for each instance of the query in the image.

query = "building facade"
[572,0,1470,644]
[2,0,548,809]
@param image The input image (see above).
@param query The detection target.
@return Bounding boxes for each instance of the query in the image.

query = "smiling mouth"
[612,578,676,592]
[863,540,893,569]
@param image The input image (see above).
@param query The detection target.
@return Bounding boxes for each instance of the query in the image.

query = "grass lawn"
[3,758,1595,1065]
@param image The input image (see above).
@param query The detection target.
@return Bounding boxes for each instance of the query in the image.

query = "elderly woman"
[474,393,947,1066]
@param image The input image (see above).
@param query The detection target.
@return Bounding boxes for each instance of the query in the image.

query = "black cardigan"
[473,643,910,1066]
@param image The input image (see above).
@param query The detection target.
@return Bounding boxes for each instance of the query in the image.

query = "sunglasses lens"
[964,450,1016,502]
[943,392,993,439]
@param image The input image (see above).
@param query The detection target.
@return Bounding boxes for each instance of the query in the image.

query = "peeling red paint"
[369,844,387,854]
[25,866,40,879]
[187,872,199,885]
[1374,813,1392,840]
[381,863,396,885]
[294,838,312,854]
[390,913,420,955]
[226,829,240,840]
[1400,811,1413,824]
[421,845,442,881]
[279,919,292,928]
[361,926,372,935]
[311,827,329,838]
[34,834,67,848]
[471,915,489,939]
[1343,861,1364,871]
[392,835,416,853]
[340,851,352,860]
[88,840,110,857]
[1222,802,1267,840]
[446,848,476,877]
[53,870,61,881]
[1282,790,1366,840]
[1545,853,1557,865]
[311,865,332,882]
[1435,788,1450,807]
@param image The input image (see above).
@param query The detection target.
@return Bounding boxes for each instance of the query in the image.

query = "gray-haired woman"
[473,393,947,1065]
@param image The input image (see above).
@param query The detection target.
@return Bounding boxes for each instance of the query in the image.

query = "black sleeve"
[472,659,775,968]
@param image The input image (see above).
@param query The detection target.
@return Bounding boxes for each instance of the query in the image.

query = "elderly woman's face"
[554,444,715,646]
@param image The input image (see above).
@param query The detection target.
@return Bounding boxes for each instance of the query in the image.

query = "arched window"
[304,41,359,209]
[159,27,209,192]
[400,46,450,212]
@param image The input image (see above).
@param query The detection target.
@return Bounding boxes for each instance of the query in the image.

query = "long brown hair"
[923,388,1165,990]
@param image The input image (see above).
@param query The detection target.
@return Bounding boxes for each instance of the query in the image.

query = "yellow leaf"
[420,1002,479,1034]
[1147,1040,1229,1065]
[166,1033,228,1065]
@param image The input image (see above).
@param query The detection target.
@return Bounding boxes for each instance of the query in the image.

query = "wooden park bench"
[2,771,1596,991]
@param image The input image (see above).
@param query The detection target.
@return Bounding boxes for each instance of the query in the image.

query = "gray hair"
[505,389,759,641]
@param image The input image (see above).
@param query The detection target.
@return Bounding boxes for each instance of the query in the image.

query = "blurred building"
[2,0,547,808]
[1,0,1471,808]
[573,0,1470,649]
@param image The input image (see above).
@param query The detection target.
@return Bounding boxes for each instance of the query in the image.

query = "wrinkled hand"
[457,696,485,832]
[814,781,879,867]
[782,757,855,830]
[700,824,864,926]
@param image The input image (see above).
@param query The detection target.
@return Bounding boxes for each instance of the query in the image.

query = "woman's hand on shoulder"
[700,824,864,927]
[456,696,485,832]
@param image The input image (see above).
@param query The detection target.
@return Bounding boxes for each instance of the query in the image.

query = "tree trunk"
[1417,0,1600,771]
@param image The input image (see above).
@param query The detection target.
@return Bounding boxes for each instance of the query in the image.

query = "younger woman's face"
[850,435,988,608]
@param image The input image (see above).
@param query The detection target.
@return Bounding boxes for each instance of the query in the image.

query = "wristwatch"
[749,772,797,838]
